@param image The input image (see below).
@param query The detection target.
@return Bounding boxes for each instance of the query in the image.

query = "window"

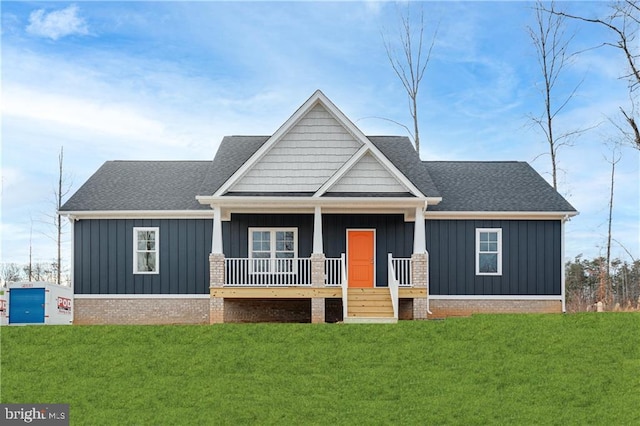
[476,228,502,275]
[134,227,159,274]
[249,228,297,273]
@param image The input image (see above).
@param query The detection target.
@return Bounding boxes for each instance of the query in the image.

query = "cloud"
[26,4,89,40]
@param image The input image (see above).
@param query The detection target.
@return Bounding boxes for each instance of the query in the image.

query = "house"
[60,90,577,324]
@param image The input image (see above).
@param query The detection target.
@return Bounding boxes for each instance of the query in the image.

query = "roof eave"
[424,210,579,220]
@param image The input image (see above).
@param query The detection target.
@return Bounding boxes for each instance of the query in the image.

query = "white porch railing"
[225,258,312,286]
[390,257,412,287]
[325,257,343,286]
[388,253,400,319]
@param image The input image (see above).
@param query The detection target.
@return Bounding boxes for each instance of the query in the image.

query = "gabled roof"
[424,161,577,212]
[198,135,441,198]
[60,161,211,212]
[206,90,432,198]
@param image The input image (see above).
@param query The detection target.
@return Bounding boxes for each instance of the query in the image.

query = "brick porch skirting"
[74,297,210,325]
[429,298,562,318]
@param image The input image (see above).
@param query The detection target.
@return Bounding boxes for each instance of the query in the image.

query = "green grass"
[2,314,639,425]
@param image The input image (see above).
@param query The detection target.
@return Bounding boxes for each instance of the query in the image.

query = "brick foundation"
[74,298,210,325]
[429,299,562,318]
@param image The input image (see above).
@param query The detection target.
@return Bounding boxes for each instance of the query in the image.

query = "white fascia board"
[428,295,562,300]
[424,211,579,220]
[74,294,210,299]
[59,210,215,220]
[196,195,427,210]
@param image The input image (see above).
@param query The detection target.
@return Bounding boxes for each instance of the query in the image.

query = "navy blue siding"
[426,220,561,295]
[74,219,212,294]
[223,214,314,258]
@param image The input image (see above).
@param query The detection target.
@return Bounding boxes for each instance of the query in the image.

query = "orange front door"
[348,230,375,288]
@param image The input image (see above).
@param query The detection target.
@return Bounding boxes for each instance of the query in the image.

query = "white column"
[68,216,75,291]
[561,215,567,313]
[313,206,323,254]
[212,206,223,254]
[413,206,426,254]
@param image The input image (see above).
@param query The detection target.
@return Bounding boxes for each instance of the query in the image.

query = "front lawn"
[1,314,639,425]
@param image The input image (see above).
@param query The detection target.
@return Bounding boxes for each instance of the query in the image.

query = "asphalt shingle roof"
[60,139,576,214]
[424,161,576,212]
[60,161,211,211]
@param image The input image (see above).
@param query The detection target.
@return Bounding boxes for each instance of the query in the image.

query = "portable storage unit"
[7,282,73,325]
[0,288,7,326]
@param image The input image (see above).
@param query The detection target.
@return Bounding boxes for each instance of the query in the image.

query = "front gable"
[215,90,424,198]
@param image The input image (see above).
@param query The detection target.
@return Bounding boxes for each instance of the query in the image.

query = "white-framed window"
[134,227,159,274]
[476,228,502,276]
[249,228,297,273]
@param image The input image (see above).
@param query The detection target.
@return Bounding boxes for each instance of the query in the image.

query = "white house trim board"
[59,210,215,220]
[424,211,579,220]
[428,295,562,300]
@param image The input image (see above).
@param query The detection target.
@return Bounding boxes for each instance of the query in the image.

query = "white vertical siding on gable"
[231,104,363,192]
[329,152,409,193]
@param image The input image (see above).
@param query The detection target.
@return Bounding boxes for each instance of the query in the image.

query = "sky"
[1,1,639,270]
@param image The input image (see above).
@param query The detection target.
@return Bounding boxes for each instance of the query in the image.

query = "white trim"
[313,206,323,254]
[561,215,568,313]
[68,216,75,294]
[59,210,214,219]
[133,227,160,275]
[476,228,502,276]
[428,295,562,300]
[346,229,376,288]
[198,196,430,209]
[425,211,578,220]
[73,294,211,299]
[248,227,298,274]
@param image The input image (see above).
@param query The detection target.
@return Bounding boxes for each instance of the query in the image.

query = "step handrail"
[340,253,348,320]
[387,253,399,319]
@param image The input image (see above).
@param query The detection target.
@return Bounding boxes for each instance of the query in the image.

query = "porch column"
[413,206,426,254]
[212,206,223,254]
[411,253,429,320]
[311,250,326,323]
[313,206,323,254]
[209,251,226,324]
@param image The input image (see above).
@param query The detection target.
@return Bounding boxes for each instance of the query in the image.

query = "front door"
[347,230,375,288]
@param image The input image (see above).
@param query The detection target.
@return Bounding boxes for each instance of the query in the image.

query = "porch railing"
[225,258,312,286]
[387,254,400,319]
[390,257,412,287]
[325,257,343,286]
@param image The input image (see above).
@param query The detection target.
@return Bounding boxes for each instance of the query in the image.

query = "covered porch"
[202,200,431,323]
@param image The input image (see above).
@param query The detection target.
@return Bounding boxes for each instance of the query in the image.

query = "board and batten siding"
[74,219,212,294]
[426,219,561,296]
[329,152,408,193]
[222,214,314,258]
[231,104,362,192]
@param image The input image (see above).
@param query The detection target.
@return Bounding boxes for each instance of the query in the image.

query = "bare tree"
[0,263,23,285]
[41,146,72,285]
[548,1,640,150]
[601,147,622,302]
[528,1,587,191]
[382,4,438,156]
